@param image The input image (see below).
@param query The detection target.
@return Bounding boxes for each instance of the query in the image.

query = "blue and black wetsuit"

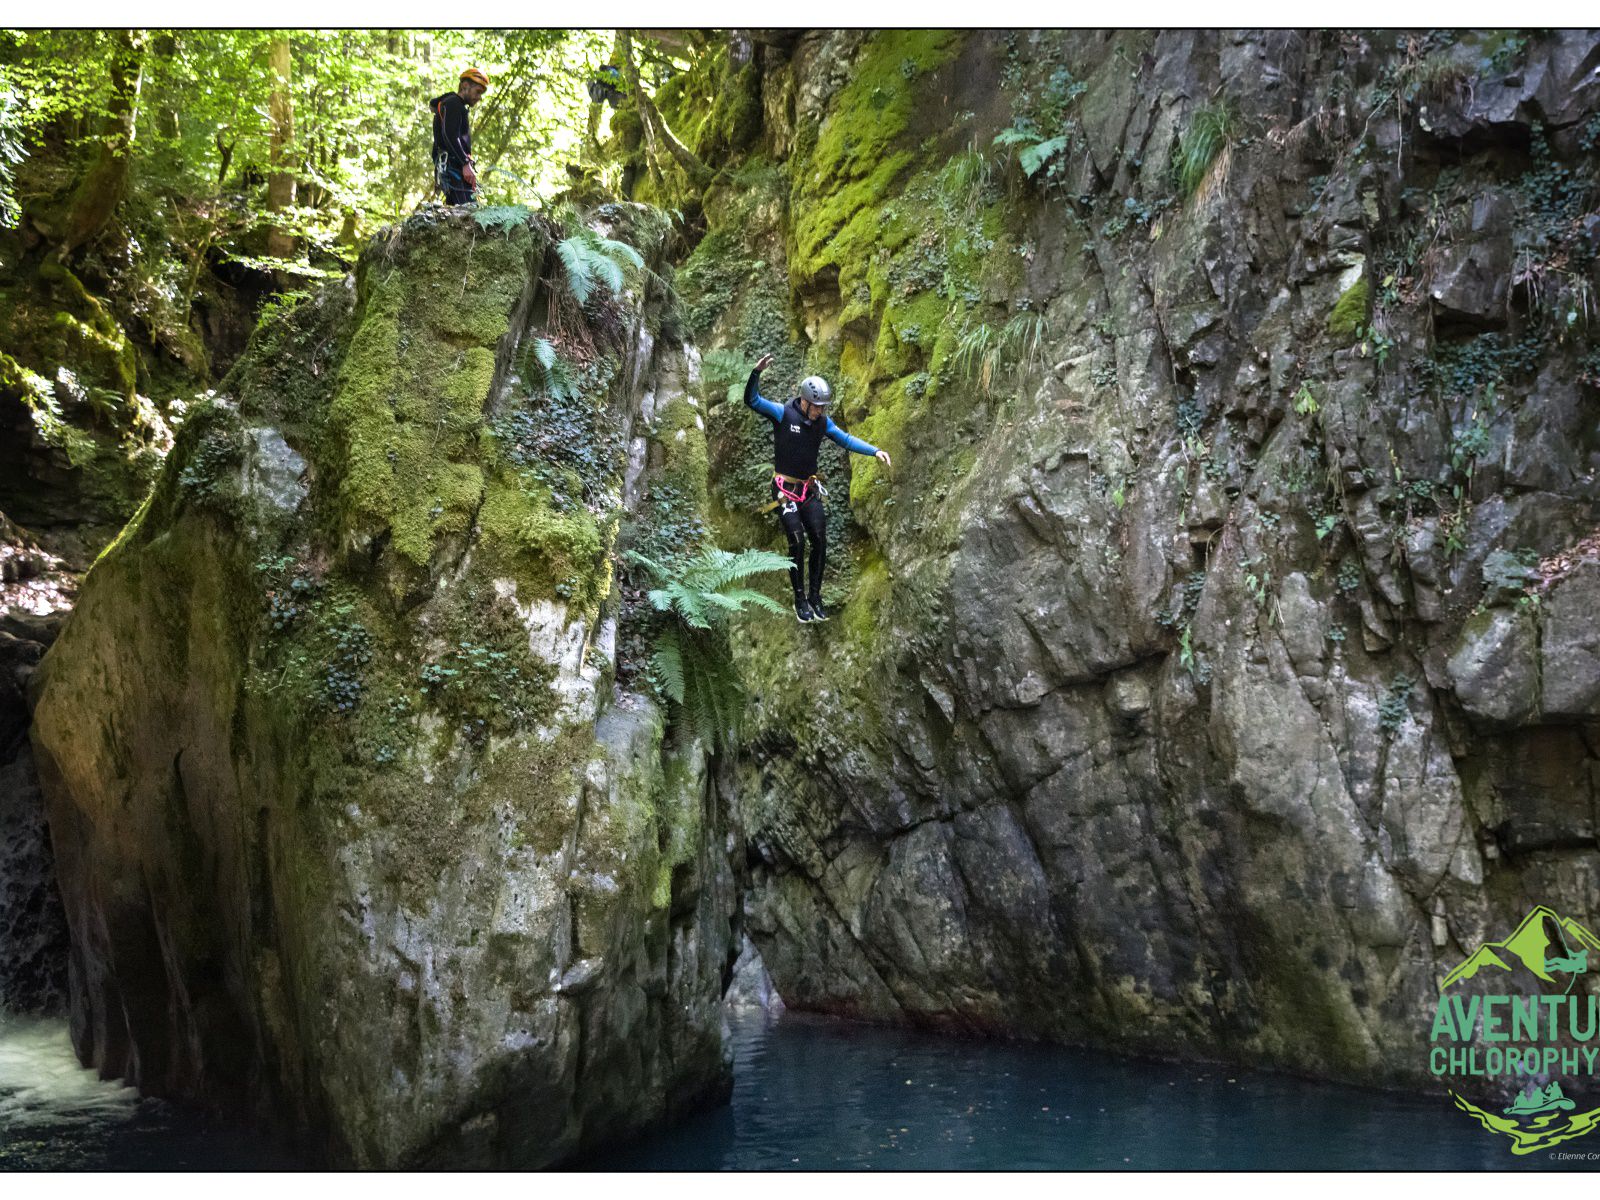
[745,366,879,606]
[430,92,474,204]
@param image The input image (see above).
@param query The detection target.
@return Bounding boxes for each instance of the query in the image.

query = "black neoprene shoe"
[807,594,829,621]
[794,595,816,623]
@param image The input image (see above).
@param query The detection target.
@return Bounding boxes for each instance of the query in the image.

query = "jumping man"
[431,68,489,205]
[745,353,892,623]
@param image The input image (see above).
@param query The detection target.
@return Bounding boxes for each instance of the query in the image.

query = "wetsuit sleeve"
[824,417,879,456]
[743,369,783,422]
[436,95,472,168]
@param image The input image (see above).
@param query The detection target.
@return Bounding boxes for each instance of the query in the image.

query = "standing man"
[431,68,489,205]
[745,352,892,623]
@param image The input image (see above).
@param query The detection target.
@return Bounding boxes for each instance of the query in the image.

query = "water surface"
[0,1006,1572,1170]
[596,1009,1565,1171]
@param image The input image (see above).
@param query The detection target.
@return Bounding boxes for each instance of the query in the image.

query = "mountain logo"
[1431,905,1600,1155]
[1439,906,1600,990]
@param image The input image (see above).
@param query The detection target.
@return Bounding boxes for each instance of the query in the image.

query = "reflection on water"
[591,1009,1562,1171]
[0,1006,1572,1170]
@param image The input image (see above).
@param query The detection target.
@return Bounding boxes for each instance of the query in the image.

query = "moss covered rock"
[31,206,735,1166]
[0,257,171,563]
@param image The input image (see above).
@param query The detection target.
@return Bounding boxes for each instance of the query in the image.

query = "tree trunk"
[265,35,296,262]
[619,30,712,190]
[56,29,146,258]
[582,100,604,163]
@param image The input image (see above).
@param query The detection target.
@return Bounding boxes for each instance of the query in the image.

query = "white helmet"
[798,375,833,406]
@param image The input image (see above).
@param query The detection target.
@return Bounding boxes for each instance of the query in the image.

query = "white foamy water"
[0,1011,138,1131]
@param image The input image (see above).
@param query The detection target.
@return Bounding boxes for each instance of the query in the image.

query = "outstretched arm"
[825,417,891,468]
[744,353,783,422]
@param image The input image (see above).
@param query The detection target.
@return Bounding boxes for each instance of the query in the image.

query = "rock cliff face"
[30,207,736,1165]
[17,26,1600,1163]
[661,29,1600,1085]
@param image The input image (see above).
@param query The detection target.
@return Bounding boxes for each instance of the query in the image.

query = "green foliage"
[1156,569,1206,630]
[1450,412,1491,474]
[0,87,24,229]
[1427,331,1543,399]
[992,63,1087,190]
[1295,383,1320,415]
[951,311,1048,397]
[626,546,791,749]
[1173,101,1236,199]
[1378,673,1414,734]
[553,220,646,305]
[418,637,551,744]
[1481,31,1530,75]
[1,29,609,276]
[175,417,244,512]
[473,204,534,236]
[1098,194,1172,240]
[518,336,580,404]
[1327,278,1369,341]
[994,127,1070,180]
[632,546,790,631]
[490,366,623,514]
[1242,553,1276,618]
[321,604,373,715]
[937,148,997,218]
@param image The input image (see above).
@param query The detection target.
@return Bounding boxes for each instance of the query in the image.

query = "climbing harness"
[758,472,827,515]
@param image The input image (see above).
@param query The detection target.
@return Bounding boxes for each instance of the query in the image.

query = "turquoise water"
[594,1010,1563,1171]
[0,1007,1570,1170]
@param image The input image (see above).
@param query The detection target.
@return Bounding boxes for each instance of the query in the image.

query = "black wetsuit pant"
[775,484,826,599]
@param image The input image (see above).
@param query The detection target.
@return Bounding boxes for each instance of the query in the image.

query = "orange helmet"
[460,67,489,88]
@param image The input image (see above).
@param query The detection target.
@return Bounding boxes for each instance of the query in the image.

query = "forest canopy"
[0,29,699,276]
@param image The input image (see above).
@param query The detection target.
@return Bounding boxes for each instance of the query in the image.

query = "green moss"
[789,31,964,290]
[476,468,605,610]
[323,219,541,570]
[222,286,354,443]
[656,391,710,505]
[1327,277,1369,342]
[839,550,890,650]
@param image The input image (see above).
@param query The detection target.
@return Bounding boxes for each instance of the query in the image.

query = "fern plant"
[554,221,645,305]
[624,546,792,750]
[518,335,579,402]
[993,125,1070,180]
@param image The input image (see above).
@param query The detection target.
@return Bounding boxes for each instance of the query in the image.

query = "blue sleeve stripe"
[825,417,878,456]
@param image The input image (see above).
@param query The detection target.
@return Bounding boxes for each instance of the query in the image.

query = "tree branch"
[619,30,712,190]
